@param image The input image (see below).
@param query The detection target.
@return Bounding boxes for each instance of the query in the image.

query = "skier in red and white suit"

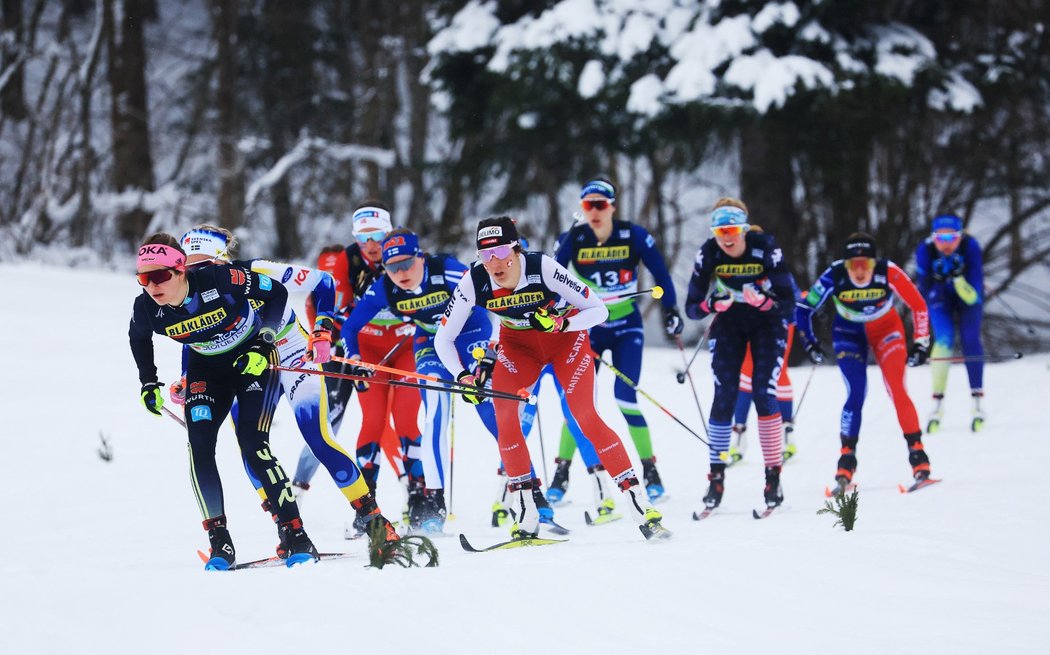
[434,216,670,541]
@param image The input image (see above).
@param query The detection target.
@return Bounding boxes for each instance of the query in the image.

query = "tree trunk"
[211,0,243,228]
[1,0,28,120]
[739,116,801,273]
[106,0,155,245]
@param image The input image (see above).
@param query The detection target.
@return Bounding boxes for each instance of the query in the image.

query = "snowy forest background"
[1,0,1048,348]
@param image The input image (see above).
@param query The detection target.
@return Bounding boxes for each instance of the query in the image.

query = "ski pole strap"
[272,365,536,404]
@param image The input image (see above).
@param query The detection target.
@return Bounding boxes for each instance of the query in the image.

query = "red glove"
[743,285,775,312]
[169,377,186,405]
[309,317,334,364]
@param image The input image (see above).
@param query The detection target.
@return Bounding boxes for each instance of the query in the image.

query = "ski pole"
[676,317,714,384]
[791,363,818,423]
[600,286,665,304]
[994,295,1038,336]
[929,352,1023,363]
[674,335,710,438]
[534,388,550,487]
[447,396,456,522]
[595,353,709,446]
[272,365,537,404]
[163,406,186,428]
[328,354,534,401]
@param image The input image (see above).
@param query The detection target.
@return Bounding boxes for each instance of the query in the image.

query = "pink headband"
[137,244,185,270]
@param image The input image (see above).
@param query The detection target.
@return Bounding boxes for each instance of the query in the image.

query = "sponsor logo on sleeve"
[645,234,655,248]
[552,268,585,294]
[259,274,272,291]
[281,268,294,284]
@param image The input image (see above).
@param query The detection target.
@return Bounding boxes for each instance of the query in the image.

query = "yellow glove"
[952,275,979,305]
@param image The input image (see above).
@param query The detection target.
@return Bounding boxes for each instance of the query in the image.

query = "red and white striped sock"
[758,414,784,468]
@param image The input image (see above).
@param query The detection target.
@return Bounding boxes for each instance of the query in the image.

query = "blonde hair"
[713,197,749,215]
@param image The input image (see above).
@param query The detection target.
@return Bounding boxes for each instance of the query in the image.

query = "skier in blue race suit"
[549,176,682,508]
[914,213,986,432]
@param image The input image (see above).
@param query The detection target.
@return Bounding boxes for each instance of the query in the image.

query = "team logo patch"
[259,274,272,290]
[201,289,219,303]
[190,381,207,394]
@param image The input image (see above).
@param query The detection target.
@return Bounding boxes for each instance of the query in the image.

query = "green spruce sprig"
[817,488,859,531]
[366,520,440,569]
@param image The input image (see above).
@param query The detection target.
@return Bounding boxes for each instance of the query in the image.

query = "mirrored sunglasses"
[384,258,416,274]
[355,231,387,244]
[846,257,875,271]
[478,244,515,262]
[711,225,746,238]
[581,199,612,211]
[932,231,961,243]
[136,267,179,286]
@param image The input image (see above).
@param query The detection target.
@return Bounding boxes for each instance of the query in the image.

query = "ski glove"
[474,344,499,387]
[743,285,776,312]
[347,360,373,392]
[907,336,930,367]
[932,254,964,281]
[952,276,980,305]
[141,381,164,416]
[169,376,187,406]
[309,317,334,364]
[803,340,826,365]
[699,291,733,315]
[663,307,684,336]
[529,307,568,333]
[456,371,483,405]
[234,335,276,376]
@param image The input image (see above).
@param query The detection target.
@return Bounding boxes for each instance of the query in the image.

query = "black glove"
[348,362,374,392]
[475,345,498,386]
[803,340,826,365]
[932,254,964,281]
[907,338,930,367]
[663,307,684,336]
[140,381,164,416]
[456,371,483,405]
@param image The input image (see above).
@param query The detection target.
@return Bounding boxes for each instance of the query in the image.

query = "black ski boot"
[702,464,726,509]
[278,518,319,567]
[419,488,448,534]
[905,432,931,480]
[406,475,426,530]
[836,435,858,483]
[641,457,665,502]
[547,457,571,504]
[203,515,236,570]
[763,466,784,508]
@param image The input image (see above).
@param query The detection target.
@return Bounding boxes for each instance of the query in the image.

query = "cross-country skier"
[435,216,670,541]
[288,201,423,527]
[549,176,682,503]
[914,213,986,431]
[684,199,795,512]
[796,232,934,495]
[129,233,316,569]
[169,225,400,554]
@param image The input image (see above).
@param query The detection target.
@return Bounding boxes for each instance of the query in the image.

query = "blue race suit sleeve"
[309,271,337,321]
[794,266,835,345]
[553,230,572,266]
[338,277,388,358]
[633,224,678,309]
[128,295,159,385]
[962,236,984,304]
[685,241,715,320]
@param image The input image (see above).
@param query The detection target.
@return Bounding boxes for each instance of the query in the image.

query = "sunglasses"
[711,225,746,238]
[384,257,416,274]
[136,267,181,286]
[478,244,515,262]
[932,231,961,243]
[355,231,387,244]
[846,257,875,271]
[581,199,612,212]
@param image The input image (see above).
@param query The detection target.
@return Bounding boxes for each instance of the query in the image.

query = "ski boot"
[291,479,310,501]
[641,457,666,503]
[702,464,726,510]
[727,423,747,465]
[927,393,945,433]
[546,457,571,504]
[906,432,931,481]
[352,492,405,561]
[971,390,985,432]
[279,518,319,567]
[584,464,622,525]
[621,479,672,540]
[203,515,236,571]
[406,475,426,531]
[419,489,447,535]
[763,466,784,508]
[507,479,540,540]
[533,485,554,522]
[260,500,291,558]
[782,422,797,462]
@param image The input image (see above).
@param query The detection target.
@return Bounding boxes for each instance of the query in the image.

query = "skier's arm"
[128,297,159,385]
[795,267,836,346]
[553,230,572,267]
[250,259,337,325]
[888,262,930,340]
[635,225,678,309]
[541,255,609,331]
[435,281,476,379]
[913,243,933,297]
[763,236,795,320]
[338,279,387,359]
[955,237,983,305]
[685,244,714,319]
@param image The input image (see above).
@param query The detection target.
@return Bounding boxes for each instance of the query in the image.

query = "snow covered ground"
[2,262,1048,654]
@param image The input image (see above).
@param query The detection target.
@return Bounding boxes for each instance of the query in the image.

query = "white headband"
[352,206,393,235]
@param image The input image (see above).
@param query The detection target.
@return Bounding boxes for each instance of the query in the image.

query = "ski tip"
[458,533,478,553]
[196,549,210,564]
[898,483,908,494]
[752,509,761,519]
[583,511,594,526]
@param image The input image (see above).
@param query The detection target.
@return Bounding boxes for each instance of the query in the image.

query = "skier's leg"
[833,320,869,483]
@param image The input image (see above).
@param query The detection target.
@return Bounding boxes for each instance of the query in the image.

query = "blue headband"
[382,233,421,262]
[931,214,962,233]
[711,206,749,228]
[580,180,616,200]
